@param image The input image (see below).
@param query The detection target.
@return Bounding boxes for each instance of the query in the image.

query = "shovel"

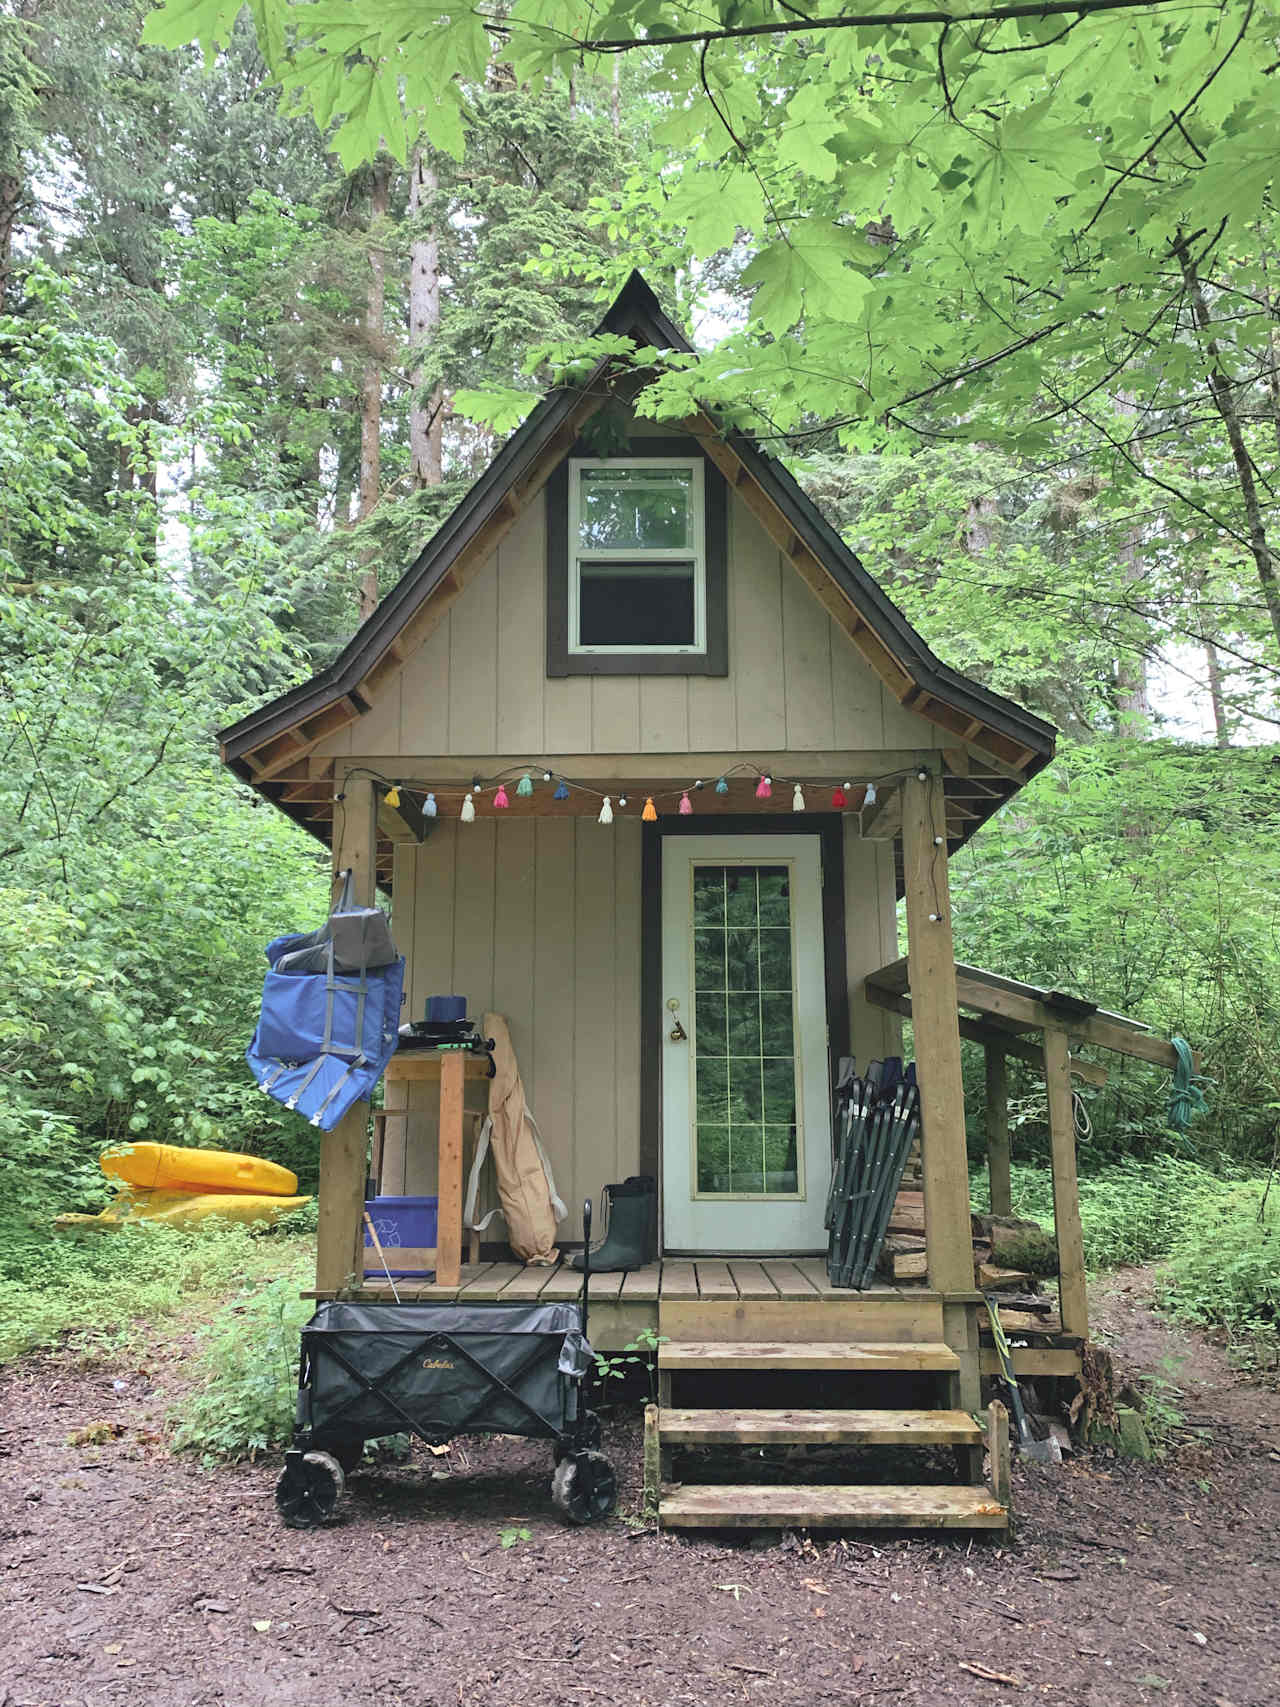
[983,1293,1062,1464]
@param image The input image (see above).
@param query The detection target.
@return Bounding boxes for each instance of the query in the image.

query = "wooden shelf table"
[384,1050,493,1287]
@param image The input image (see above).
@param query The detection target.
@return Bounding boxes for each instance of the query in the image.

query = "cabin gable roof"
[219,271,1055,867]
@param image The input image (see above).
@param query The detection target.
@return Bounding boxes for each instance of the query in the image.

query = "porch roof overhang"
[217,272,1055,887]
[865,956,1192,1074]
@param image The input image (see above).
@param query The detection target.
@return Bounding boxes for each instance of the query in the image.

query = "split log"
[971,1212,1058,1277]
[976,1262,1035,1291]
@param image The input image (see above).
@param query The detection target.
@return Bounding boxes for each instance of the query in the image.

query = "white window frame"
[567,456,707,656]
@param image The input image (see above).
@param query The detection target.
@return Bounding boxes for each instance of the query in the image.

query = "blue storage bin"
[363,1195,439,1278]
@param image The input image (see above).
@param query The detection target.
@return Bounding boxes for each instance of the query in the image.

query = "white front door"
[661,835,832,1253]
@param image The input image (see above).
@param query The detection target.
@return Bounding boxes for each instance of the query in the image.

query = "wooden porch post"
[901,769,973,1299]
[1043,1025,1088,1340]
[984,1045,1012,1217]
[315,773,376,1293]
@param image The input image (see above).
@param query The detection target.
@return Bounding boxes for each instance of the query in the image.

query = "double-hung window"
[568,458,706,654]
[547,440,727,677]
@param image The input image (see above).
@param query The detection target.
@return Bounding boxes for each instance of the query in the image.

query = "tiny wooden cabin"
[221,274,1176,1531]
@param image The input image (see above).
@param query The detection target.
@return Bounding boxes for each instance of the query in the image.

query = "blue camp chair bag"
[246,871,404,1132]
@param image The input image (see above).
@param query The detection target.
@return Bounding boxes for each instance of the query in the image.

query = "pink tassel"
[493,785,509,809]
[755,774,772,800]
[679,791,693,816]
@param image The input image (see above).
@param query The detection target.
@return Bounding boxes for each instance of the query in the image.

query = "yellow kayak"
[101,1142,298,1198]
[56,1189,311,1231]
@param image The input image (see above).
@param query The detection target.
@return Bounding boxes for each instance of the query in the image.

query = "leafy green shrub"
[0,1216,314,1363]
[171,1277,311,1461]
[1159,1183,1280,1339]
[971,1158,1268,1270]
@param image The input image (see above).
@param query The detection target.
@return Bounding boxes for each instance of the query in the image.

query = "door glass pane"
[691,863,800,1197]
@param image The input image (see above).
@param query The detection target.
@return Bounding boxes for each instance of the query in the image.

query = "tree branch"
[561,0,1196,54]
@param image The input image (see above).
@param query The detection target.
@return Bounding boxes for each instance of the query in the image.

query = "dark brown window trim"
[638,815,851,1192]
[546,436,728,677]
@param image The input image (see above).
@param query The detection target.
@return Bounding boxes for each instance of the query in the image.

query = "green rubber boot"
[572,1176,656,1273]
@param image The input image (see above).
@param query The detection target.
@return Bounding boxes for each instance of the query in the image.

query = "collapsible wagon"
[275,1205,615,1528]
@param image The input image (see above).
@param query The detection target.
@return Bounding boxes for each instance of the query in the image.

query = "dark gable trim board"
[547,435,728,678]
[220,272,1055,780]
[639,815,850,1224]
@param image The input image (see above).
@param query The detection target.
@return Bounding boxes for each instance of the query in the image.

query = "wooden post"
[1043,1024,1088,1340]
[901,769,974,1297]
[643,1402,661,1521]
[315,774,376,1294]
[987,1399,1011,1508]
[985,1045,1012,1217]
[435,1051,465,1288]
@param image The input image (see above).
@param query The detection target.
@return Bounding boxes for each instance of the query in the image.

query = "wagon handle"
[580,1196,592,1344]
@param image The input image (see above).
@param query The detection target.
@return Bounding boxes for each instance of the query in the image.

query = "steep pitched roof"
[219,271,1055,872]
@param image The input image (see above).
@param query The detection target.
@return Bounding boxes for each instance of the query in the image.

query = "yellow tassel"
[642,797,657,822]
[384,784,401,809]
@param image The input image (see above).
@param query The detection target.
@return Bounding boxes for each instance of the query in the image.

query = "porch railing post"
[315,772,377,1294]
[1043,1024,1089,1339]
[984,1044,1012,1217]
[901,768,974,1299]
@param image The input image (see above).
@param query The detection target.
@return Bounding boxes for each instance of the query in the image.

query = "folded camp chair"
[246,870,405,1132]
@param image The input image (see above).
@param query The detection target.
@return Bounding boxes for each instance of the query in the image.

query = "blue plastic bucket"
[363,1195,439,1278]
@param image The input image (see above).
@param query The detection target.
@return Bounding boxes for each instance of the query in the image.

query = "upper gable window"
[547,439,728,678]
[569,459,705,654]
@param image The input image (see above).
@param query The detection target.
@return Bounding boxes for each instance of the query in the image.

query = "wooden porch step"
[660,1407,981,1446]
[658,1340,960,1373]
[659,1483,1008,1530]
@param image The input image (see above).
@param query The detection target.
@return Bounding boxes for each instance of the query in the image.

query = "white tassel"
[460,794,476,823]
[863,782,877,807]
[792,783,805,812]
[598,795,613,825]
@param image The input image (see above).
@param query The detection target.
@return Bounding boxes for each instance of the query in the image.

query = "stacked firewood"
[878,1185,1059,1293]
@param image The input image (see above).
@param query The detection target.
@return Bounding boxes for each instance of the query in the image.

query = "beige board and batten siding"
[378,816,643,1228]
[314,484,947,759]
[378,816,901,1228]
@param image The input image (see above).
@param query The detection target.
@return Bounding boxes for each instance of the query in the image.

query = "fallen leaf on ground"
[76,1582,119,1595]
[715,1584,750,1600]
[801,1578,830,1594]
[103,1643,123,1655]
[252,1619,272,1633]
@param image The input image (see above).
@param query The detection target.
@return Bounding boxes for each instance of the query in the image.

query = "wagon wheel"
[275,1451,345,1529]
[550,1450,617,1525]
[554,1408,603,1464]
[312,1432,364,1475]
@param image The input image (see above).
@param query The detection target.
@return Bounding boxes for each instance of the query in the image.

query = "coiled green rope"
[1167,1036,1208,1132]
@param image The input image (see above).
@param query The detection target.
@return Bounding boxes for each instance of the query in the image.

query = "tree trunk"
[610,58,620,135]
[1112,392,1150,734]
[0,0,41,314]
[358,160,390,621]
[1204,640,1230,746]
[1177,241,1280,660]
[407,144,442,488]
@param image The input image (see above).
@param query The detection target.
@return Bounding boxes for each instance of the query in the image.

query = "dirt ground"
[2,1272,1278,1707]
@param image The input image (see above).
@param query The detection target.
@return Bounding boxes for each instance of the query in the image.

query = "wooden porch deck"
[307,1254,1079,1371]
[338,1255,912,1306]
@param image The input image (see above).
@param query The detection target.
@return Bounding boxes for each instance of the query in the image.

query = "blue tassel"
[423,792,437,818]
[715,776,729,795]
[553,780,570,801]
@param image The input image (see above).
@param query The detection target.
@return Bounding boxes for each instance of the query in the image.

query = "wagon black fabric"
[298,1299,591,1445]
[276,1200,617,1529]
